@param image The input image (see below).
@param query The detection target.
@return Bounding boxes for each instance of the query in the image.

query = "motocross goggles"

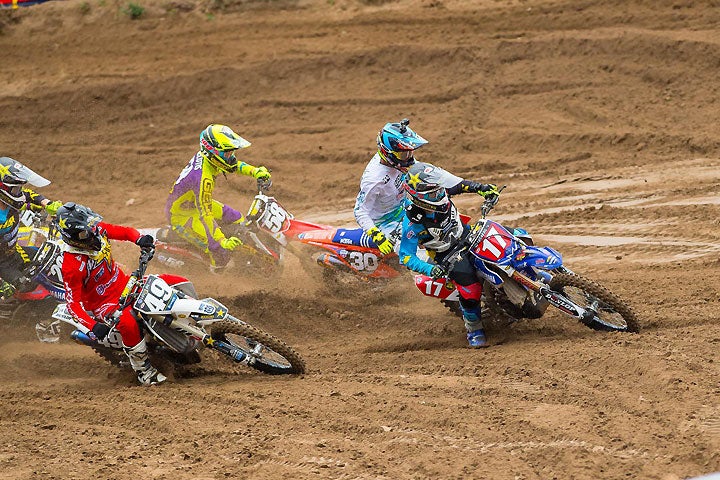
[218,148,238,162]
[405,184,450,212]
[389,149,415,168]
[0,183,23,197]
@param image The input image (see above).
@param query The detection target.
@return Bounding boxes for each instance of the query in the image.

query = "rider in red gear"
[55,202,173,385]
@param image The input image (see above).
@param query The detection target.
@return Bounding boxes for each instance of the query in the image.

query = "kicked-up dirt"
[0,0,719,478]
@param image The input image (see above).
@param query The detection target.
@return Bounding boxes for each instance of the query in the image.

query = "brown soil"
[1,0,719,479]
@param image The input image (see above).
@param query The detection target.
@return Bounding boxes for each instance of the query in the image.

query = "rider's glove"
[366,226,394,255]
[44,200,63,216]
[91,322,111,341]
[135,234,155,248]
[477,183,499,198]
[220,236,243,251]
[0,280,16,300]
[251,166,271,181]
[430,265,447,280]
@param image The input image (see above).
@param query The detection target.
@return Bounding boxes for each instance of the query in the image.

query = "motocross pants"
[441,252,484,332]
[169,199,245,267]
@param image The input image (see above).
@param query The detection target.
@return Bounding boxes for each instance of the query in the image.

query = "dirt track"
[1,0,719,478]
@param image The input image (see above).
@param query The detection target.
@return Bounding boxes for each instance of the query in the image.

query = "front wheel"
[548,273,640,333]
[211,319,306,374]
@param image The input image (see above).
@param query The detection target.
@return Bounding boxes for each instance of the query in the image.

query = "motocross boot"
[124,339,167,386]
[462,305,489,348]
[35,319,61,343]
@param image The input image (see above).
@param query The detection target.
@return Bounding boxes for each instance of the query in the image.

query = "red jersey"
[61,222,141,329]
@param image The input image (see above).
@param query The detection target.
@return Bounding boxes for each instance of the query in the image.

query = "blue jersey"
[398,203,466,276]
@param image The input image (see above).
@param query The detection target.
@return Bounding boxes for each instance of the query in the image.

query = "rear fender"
[414,275,461,301]
[285,218,331,239]
[15,283,54,301]
[51,303,124,349]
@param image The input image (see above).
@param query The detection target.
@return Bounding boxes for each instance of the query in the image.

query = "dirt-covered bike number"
[348,251,379,272]
[104,331,124,349]
[19,209,35,227]
[259,200,289,233]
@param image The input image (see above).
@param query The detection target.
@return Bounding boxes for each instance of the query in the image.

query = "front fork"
[167,318,254,365]
[510,269,593,323]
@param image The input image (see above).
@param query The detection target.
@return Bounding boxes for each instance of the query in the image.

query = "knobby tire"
[211,320,306,374]
[548,272,640,333]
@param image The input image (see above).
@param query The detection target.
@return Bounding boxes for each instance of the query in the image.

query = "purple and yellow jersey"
[165,152,253,256]
[166,152,224,248]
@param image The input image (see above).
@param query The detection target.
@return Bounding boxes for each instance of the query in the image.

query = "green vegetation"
[79,1,91,14]
[121,2,144,19]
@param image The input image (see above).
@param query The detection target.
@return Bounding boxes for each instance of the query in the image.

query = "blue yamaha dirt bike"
[414,190,640,333]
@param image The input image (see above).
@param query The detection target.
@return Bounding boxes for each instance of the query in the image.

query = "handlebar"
[480,185,506,219]
[256,177,273,192]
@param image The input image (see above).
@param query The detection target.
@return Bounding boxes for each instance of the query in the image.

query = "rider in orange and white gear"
[165,124,272,268]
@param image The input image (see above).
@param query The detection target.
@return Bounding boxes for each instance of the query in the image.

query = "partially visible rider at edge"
[398,162,500,348]
[353,118,500,256]
[54,202,183,386]
[0,157,63,302]
[165,124,272,270]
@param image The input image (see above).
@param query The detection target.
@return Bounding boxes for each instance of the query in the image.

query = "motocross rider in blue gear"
[398,161,504,348]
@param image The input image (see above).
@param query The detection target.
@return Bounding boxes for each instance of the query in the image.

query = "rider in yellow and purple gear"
[165,124,272,268]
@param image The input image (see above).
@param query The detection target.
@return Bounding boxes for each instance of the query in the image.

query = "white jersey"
[353,153,462,237]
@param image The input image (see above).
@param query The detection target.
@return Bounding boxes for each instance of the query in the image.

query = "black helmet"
[403,162,450,213]
[54,202,104,251]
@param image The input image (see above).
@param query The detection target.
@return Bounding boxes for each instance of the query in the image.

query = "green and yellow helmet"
[199,124,251,173]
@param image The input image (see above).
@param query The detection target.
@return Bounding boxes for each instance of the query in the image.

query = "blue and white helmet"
[376,118,428,170]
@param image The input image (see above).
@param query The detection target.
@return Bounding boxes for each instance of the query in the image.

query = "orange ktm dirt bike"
[51,247,306,378]
[414,190,640,333]
[151,179,328,275]
[238,181,467,316]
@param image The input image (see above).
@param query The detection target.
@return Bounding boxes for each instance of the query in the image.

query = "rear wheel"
[211,319,305,374]
[92,345,128,368]
[548,273,640,333]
